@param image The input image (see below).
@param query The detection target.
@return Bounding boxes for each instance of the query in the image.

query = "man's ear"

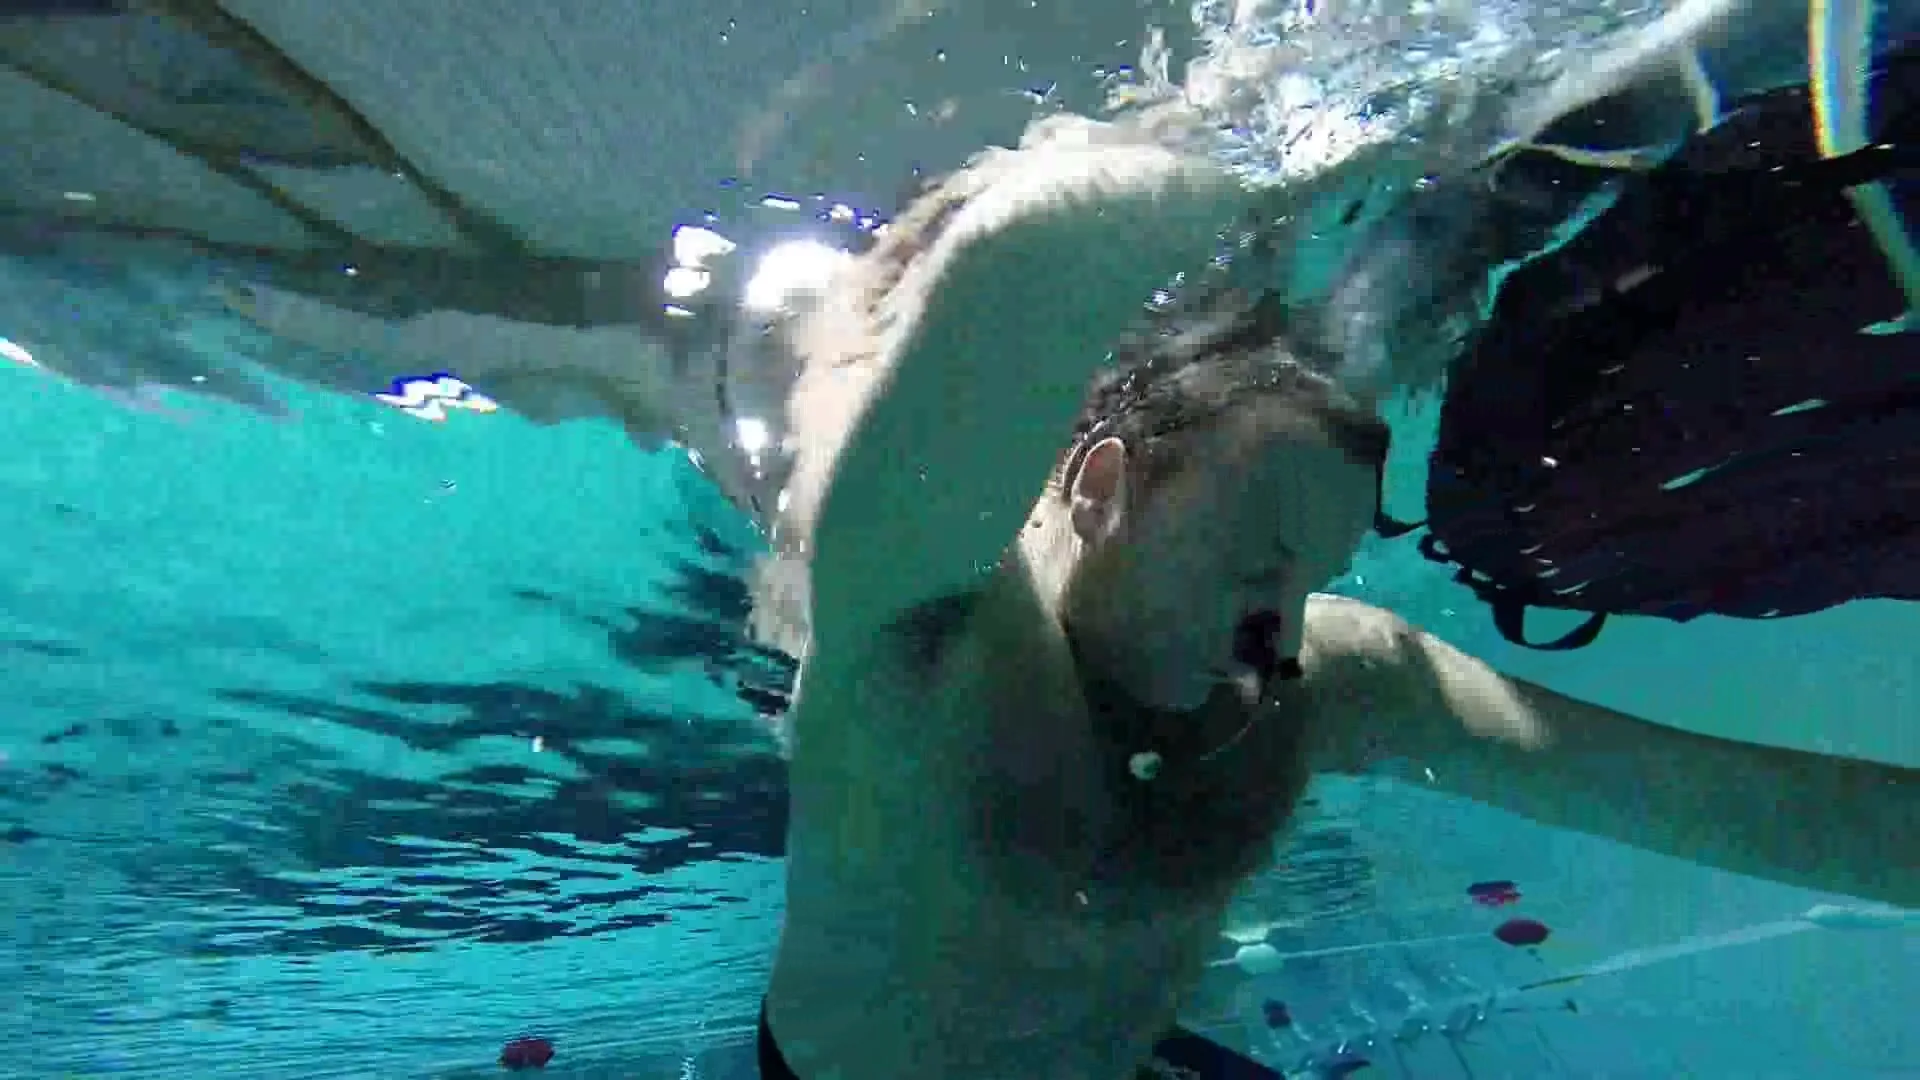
[1069,436,1130,544]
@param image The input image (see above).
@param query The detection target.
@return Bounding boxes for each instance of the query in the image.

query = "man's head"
[1047,293,1389,711]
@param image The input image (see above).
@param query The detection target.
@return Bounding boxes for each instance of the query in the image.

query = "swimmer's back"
[766,577,1230,1080]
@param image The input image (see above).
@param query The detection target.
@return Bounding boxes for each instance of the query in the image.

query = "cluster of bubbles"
[1171,0,1734,186]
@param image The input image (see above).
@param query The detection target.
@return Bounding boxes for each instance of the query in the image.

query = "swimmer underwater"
[740,115,1917,1080]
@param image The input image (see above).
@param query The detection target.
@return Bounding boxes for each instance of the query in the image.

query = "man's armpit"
[886,590,985,677]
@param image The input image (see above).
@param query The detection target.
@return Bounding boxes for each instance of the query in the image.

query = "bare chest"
[788,583,1313,910]
[773,586,1313,1076]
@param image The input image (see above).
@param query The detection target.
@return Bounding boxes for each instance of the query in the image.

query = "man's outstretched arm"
[1300,595,1918,907]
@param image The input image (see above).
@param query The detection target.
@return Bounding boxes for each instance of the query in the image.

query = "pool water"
[4,1,1920,1067]
[0,280,788,1076]
[2,243,1913,1079]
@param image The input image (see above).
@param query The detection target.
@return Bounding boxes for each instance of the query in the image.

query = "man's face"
[1065,411,1378,710]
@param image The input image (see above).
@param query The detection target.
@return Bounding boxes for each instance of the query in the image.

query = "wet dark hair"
[1056,289,1393,493]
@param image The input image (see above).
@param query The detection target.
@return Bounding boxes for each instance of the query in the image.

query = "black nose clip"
[1234,611,1305,684]
[1231,612,1280,670]
[1232,612,1304,685]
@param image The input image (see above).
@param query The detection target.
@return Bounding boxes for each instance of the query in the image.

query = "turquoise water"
[4,245,1914,1079]
[0,256,786,1075]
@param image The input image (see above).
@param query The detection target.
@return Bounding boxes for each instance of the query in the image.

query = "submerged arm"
[1301,595,1918,907]
[803,129,1244,641]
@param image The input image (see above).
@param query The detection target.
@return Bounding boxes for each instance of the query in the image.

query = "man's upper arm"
[1304,596,1918,906]
[804,137,1244,642]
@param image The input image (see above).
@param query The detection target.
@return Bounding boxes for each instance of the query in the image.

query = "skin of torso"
[766,568,1320,1080]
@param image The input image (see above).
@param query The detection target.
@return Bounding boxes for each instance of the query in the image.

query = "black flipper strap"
[1491,597,1608,651]
[1753,139,1918,192]
[1372,465,1424,538]
[1416,534,1609,651]
[1374,510,1424,538]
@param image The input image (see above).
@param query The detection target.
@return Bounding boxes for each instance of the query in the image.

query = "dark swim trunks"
[1144,1027,1284,1078]
[757,1003,1281,1079]
[757,1003,799,1080]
